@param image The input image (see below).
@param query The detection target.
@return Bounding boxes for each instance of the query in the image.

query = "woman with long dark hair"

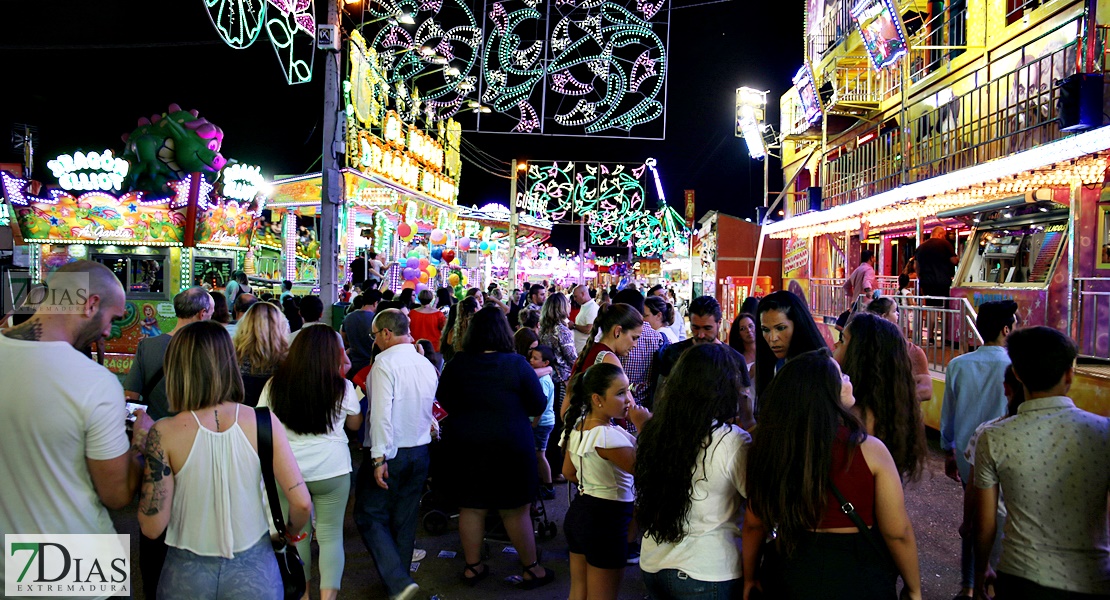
[561,363,650,600]
[636,344,751,598]
[441,295,478,362]
[435,307,555,589]
[865,297,933,402]
[257,325,362,600]
[754,290,828,399]
[834,312,927,481]
[742,349,921,600]
[643,296,678,344]
[728,312,758,373]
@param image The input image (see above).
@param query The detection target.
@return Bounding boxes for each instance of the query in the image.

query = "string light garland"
[202,0,315,84]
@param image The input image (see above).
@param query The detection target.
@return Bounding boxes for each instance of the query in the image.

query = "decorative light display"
[735,87,768,160]
[850,0,908,71]
[181,247,194,292]
[202,0,316,84]
[221,163,266,201]
[357,0,668,136]
[791,64,822,127]
[764,125,1110,239]
[363,0,482,123]
[521,159,688,255]
[47,150,130,192]
[284,207,298,281]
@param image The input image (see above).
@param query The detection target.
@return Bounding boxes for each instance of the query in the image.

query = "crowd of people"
[0,259,1107,600]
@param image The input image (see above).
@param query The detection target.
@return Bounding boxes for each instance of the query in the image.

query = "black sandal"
[461,562,489,586]
[516,560,555,590]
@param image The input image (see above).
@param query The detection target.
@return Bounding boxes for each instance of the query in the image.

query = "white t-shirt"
[0,336,131,540]
[573,299,600,353]
[257,379,361,482]
[657,325,679,344]
[640,424,752,581]
[561,422,635,502]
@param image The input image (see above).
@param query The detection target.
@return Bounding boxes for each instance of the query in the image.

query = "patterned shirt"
[540,323,577,384]
[620,324,665,407]
[974,396,1110,594]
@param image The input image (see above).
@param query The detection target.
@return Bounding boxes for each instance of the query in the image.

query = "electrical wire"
[461,153,513,179]
[461,137,512,166]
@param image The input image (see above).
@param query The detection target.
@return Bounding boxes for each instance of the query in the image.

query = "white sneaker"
[412,548,427,562]
[393,582,420,600]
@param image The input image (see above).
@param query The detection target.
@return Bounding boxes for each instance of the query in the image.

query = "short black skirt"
[564,493,634,569]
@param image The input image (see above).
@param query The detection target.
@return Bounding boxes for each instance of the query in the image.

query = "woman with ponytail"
[636,343,752,598]
[562,303,643,418]
[561,363,651,600]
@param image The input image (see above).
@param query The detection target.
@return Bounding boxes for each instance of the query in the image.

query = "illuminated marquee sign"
[353,113,458,204]
[792,64,823,127]
[46,150,130,192]
[221,163,266,201]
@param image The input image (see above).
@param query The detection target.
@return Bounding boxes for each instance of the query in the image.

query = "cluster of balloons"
[397,222,470,292]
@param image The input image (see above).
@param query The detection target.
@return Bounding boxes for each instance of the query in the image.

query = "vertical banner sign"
[684,190,695,230]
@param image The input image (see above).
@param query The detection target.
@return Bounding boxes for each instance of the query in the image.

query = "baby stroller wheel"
[423,510,449,535]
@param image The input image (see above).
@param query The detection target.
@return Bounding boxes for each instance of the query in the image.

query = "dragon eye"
[208,140,219,151]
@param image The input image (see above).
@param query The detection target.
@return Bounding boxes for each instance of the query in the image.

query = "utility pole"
[508,158,520,288]
[319,0,342,322]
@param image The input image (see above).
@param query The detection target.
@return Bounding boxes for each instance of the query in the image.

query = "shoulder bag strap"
[255,407,289,538]
[829,481,891,565]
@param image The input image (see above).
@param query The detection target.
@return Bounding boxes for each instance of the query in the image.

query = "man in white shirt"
[353,309,437,600]
[571,284,599,353]
[973,326,1110,599]
[0,261,153,594]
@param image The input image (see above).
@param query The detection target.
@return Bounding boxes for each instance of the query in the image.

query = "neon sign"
[222,163,265,201]
[47,150,130,192]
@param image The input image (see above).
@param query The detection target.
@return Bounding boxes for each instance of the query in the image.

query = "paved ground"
[116,432,968,600]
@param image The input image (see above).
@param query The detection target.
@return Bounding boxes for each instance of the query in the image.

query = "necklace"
[584,416,610,426]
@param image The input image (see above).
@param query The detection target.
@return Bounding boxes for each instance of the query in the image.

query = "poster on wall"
[851,0,908,70]
[792,64,823,127]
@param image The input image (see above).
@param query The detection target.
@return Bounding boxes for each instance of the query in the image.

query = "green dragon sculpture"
[121,103,227,194]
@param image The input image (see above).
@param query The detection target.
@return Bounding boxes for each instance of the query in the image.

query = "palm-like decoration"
[202,0,316,85]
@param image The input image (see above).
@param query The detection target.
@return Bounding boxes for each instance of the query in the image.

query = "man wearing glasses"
[353,309,438,600]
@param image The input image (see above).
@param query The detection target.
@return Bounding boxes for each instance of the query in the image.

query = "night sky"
[3,0,801,253]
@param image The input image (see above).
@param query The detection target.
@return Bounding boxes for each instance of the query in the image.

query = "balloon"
[430,229,446,245]
[415,283,427,293]
[407,250,420,259]
[459,237,471,252]
[418,258,430,270]
[451,258,460,265]
[430,248,443,260]
[426,265,437,278]
[448,273,460,286]
[461,274,468,285]
[478,241,489,252]
[419,272,429,283]
[406,257,420,269]
[403,267,418,280]
[398,222,413,241]
[442,249,456,263]
[402,279,416,289]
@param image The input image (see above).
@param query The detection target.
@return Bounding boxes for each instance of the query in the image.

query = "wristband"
[285,530,308,543]
[371,458,387,469]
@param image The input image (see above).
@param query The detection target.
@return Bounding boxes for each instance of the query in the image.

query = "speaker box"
[807,186,823,212]
[1059,73,1104,132]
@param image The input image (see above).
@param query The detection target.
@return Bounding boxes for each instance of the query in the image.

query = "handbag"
[830,481,905,596]
[255,407,307,600]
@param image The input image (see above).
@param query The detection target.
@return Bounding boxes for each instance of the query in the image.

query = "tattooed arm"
[269,411,312,535]
[137,422,174,539]
[2,320,43,341]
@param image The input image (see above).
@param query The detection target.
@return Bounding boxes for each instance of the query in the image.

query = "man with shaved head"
[915,226,960,343]
[0,261,153,588]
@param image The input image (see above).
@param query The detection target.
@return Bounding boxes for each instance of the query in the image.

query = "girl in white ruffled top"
[561,363,652,600]
[137,321,311,600]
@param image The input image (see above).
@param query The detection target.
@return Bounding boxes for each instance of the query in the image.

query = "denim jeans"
[354,445,429,598]
[642,568,742,600]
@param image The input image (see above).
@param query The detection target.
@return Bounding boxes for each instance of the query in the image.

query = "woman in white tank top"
[137,321,311,599]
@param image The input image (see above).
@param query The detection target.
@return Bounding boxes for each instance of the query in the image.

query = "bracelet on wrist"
[285,530,307,543]
[371,458,387,469]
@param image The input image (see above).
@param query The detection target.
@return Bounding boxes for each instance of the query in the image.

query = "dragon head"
[121,104,227,193]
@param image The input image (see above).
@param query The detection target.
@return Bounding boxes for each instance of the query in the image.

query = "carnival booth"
[0,105,262,374]
[695,211,781,313]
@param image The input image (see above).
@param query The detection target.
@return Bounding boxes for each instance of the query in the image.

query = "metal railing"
[1074,277,1110,360]
[810,278,852,318]
[815,21,1082,212]
[786,189,811,218]
[1006,0,1042,25]
[808,0,853,64]
[894,294,983,373]
[781,92,812,138]
[906,2,969,83]
[822,127,903,208]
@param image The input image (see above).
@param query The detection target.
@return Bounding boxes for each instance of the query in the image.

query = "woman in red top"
[742,349,921,600]
[409,289,447,352]
[561,303,642,418]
